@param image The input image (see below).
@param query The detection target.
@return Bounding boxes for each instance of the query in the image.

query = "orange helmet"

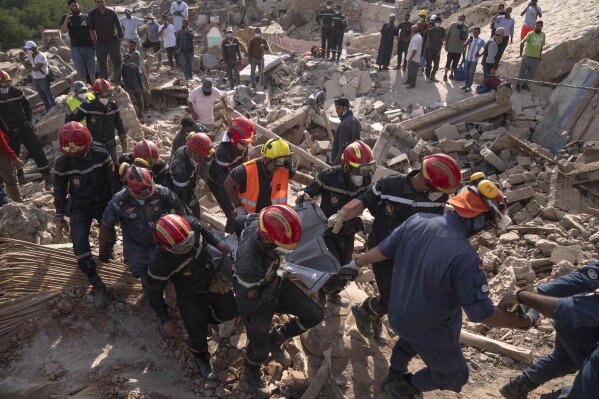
[448,180,509,225]
[123,164,155,199]
[155,214,196,253]
[257,205,302,250]
[341,140,376,176]
[227,117,256,144]
[92,78,112,94]
[133,139,160,166]
[59,122,92,156]
[421,154,461,194]
[186,132,212,157]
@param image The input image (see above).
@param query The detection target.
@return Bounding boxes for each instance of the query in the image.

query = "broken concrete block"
[512,199,542,224]
[505,186,535,203]
[313,140,332,155]
[439,138,469,153]
[454,122,467,132]
[476,122,494,132]
[324,79,342,98]
[504,256,536,283]
[537,239,558,256]
[479,128,506,141]
[373,101,386,114]
[499,232,520,243]
[480,147,508,172]
[387,153,408,168]
[409,107,425,118]
[482,252,500,273]
[434,124,460,140]
[551,260,577,279]
[550,245,585,265]
[560,215,585,231]
[341,84,357,101]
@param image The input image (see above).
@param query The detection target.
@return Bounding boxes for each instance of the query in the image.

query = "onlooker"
[127,40,142,67]
[516,21,545,92]
[89,0,124,85]
[425,16,445,82]
[120,9,143,51]
[187,78,230,134]
[520,0,542,40]
[330,97,360,165]
[490,4,505,37]
[60,0,96,84]
[172,116,201,156]
[404,26,423,89]
[121,54,144,119]
[462,27,486,92]
[493,6,514,62]
[142,14,161,63]
[247,27,270,89]
[221,27,242,88]
[170,0,188,31]
[443,14,469,81]
[175,19,195,80]
[21,41,56,112]
[376,14,396,71]
[159,15,178,68]
[482,27,504,78]
[416,10,429,71]
[394,13,413,70]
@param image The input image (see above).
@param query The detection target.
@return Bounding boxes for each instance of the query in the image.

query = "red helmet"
[421,153,461,194]
[186,132,212,157]
[341,140,376,176]
[92,78,112,94]
[59,122,92,156]
[133,139,160,166]
[155,214,196,253]
[0,70,11,82]
[123,164,155,199]
[257,205,302,250]
[227,117,256,144]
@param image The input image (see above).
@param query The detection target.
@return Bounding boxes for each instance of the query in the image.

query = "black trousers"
[361,257,393,317]
[330,31,344,57]
[321,28,332,55]
[237,279,323,365]
[7,124,50,172]
[322,232,354,294]
[178,290,238,354]
[70,204,106,275]
[207,178,235,233]
[396,41,410,67]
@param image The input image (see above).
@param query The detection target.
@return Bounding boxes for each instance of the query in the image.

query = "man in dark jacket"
[376,14,396,70]
[221,26,242,88]
[395,13,413,70]
[121,54,144,119]
[330,97,360,165]
[330,5,347,62]
[247,27,270,88]
[316,0,335,59]
[88,0,124,85]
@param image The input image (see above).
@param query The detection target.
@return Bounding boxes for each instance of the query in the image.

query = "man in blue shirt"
[499,263,599,399]
[338,180,538,398]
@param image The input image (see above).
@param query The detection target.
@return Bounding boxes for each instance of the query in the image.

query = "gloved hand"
[517,305,539,329]
[498,289,525,311]
[327,210,346,234]
[235,206,248,217]
[55,217,69,238]
[295,191,312,205]
[209,271,232,294]
[338,259,360,281]
[98,251,115,263]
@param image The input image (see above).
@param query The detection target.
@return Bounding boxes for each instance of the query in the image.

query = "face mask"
[255,33,261,38]
[435,23,441,27]
[496,214,512,229]
[457,20,464,25]
[226,33,233,38]
[135,198,146,205]
[99,98,109,106]
[77,93,87,100]
[0,88,8,94]
[351,175,364,186]
[327,5,331,9]
[27,50,33,54]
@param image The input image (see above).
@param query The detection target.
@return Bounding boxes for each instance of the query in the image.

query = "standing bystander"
[247,28,270,89]
[443,14,469,82]
[516,21,545,92]
[520,0,542,40]
[89,0,124,85]
[462,27,486,92]
[60,0,96,84]
[221,27,242,88]
[404,26,423,89]
[120,9,144,51]
[175,19,195,80]
[159,15,178,68]
[394,13,413,70]
[170,0,188,31]
[425,16,445,82]
[21,41,56,112]
[376,14,397,71]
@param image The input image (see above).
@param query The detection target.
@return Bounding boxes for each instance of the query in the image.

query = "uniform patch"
[71,176,81,187]
[385,203,394,215]
[480,284,489,293]
[153,206,159,212]
[129,213,137,219]
[330,195,339,206]
[247,289,257,299]
[125,206,135,213]
[588,269,598,280]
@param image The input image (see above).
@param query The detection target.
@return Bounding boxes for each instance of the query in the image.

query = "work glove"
[209,271,233,294]
[98,251,116,263]
[295,191,311,205]
[517,305,539,330]
[55,217,69,238]
[338,259,360,281]
[498,289,521,311]
[327,210,346,234]
[235,206,248,217]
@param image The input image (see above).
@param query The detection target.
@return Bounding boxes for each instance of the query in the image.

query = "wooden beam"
[321,109,335,143]
[460,330,534,364]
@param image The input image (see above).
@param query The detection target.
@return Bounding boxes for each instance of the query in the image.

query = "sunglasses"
[272,155,292,168]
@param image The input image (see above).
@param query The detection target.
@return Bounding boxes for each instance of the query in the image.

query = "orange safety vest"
[237,159,288,212]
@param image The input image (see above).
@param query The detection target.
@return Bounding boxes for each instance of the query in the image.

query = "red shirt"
[0,129,17,160]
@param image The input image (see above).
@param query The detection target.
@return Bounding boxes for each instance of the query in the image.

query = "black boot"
[90,275,108,309]
[499,375,535,399]
[352,303,374,338]
[195,352,217,380]
[269,324,292,367]
[381,368,408,390]
[372,316,389,345]
[384,373,423,399]
[243,364,272,399]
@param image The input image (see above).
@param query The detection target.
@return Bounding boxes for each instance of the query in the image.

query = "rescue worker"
[221,27,242,88]
[207,117,255,233]
[54,122,119,308]
[316,0,336,59]
[64,81,95,122]
[68,78,128,163]
[499,263,599,399]
[148,214,238,379]
[224,137,313,217]
[0,126,23,203]
[99,164,185,310]
[119,139,169,187]
[336,153,462,344]
[297,140,375,307]
[338,180,538,398]
[0,70,53,188]
[330,5,347,62]
[234,205,324,398]
[172,116,202,157]
[170,132,213,219]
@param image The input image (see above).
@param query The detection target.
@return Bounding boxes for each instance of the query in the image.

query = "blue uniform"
[379,212,494,393]
[521,262,599,399]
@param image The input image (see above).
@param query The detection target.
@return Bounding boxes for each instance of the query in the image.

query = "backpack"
[453,61,466,81]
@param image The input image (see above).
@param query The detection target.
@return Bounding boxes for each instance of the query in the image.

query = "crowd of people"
[0,1,596,398]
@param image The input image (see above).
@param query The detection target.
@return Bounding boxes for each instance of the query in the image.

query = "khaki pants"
[0,155,22,202]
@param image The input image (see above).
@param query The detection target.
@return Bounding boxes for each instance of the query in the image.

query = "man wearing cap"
[247,28,270,89]
[89,0,124,86]
[316,0,336,59]
[170,0,188,31]
[338,181,538,398]
[482,27,504,78]
[221,27,242,89]
[121,54,144,119]
[424,16,445,82]
[404,25,422,89]
[376,14,397,71]
[159,15,178,68]
[143,14,162,63]
[65,81,95,122]
[60,0,96,85]
[175,19,195,80]
[187,78,231,134]
[20,41,56,112]
[120,9,144,52]
[520,0,542,40]
[330,97,360,165]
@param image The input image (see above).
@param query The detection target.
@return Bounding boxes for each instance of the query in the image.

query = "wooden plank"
[321,109,335,143]
[460,330,534,364]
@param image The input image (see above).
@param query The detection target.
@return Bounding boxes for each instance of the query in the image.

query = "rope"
[474,71,599,92]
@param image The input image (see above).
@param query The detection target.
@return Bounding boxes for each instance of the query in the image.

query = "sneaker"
[270,344,292,367]
[243,366,272,399]
[351,304,374,338]
[384,373,423,399]
[328,293,350,308]
[460,85,467,89]
[499,376,534,399]
[540,390,561,399]
[463,87,472,92]
[90,275,107,309]
[372,317,389,345]
[196,356,218,380]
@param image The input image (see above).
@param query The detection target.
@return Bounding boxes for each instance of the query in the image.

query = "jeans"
[396,41,409,67]
[96,43,122,85]
[179,50,194,79]
[390,338,469,393]
[516,55,540,87]
[406,60,419,86]
[361,257,393,317]
[425,48,441,77]
[7,124,50,173]
[71,46,96,82]
[250,57,262,87]
[32,78,56,111]
[165,46,178,68]
[464,59,478,89]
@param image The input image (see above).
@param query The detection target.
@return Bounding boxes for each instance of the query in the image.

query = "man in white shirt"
[158,15,178,68]
[21,41,56,111]
[170,0,188,31]
[120,9,144,51]
[520,0,542,40]
[187,78,230,134]
[403,26,422,89]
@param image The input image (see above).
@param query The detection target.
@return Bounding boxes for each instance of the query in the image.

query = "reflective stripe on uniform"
[371,185,444,208]
[54,157,112,176]
[234,274,263,288]
[148,246,201,281]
